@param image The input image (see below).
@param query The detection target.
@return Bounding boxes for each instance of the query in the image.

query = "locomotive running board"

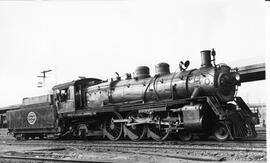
[112,117,170,126]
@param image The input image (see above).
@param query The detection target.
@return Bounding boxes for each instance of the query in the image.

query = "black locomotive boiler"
[6,49,258,141]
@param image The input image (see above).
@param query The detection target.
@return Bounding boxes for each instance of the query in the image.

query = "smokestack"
[200,50,212,67]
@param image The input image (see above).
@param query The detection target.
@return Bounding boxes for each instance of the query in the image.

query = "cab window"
[56,88,70,102]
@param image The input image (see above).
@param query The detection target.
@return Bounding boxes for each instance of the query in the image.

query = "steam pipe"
[191,87,201,98]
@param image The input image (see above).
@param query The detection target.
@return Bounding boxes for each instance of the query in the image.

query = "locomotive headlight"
[233,73,241,86]
[235,73,240,82]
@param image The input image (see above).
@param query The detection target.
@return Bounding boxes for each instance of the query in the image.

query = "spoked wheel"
[124,112,147,141]
[147,115,171,141]
[178,130,192,141]
[103,112,123,141]
[214,122,229,142]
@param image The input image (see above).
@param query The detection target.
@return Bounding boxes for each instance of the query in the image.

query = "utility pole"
[37,70,52,88]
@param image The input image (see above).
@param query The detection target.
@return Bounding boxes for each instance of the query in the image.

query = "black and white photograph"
[0,0,268,162]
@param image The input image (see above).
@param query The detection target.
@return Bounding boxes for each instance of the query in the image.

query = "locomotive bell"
[200,50,212,67]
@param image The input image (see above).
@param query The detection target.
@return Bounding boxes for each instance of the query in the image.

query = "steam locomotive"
[6,49,258,141]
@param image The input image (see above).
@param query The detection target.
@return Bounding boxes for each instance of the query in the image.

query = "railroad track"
[0,150,225,162]
[0,136,266,145]
[0,143,227,162]
[2,140,266,153]
[0,155,109,163]
[3,138,266,147]
[0,139,266,162]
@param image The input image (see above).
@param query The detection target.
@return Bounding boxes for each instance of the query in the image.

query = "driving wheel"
[103,112,123,141]
[124,112,147,141]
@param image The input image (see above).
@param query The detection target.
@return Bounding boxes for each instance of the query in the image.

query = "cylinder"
[135,66,150,79]
[155,62,170,75]
[200,50,212,67]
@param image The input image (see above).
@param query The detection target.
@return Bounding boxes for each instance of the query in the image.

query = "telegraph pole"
[37,69,52,88]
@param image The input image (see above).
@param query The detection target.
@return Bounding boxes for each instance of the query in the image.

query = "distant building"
[248,103,266,128]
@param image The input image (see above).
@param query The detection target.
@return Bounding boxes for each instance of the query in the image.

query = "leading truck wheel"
[103,112,123,141]
[214,123,229,142]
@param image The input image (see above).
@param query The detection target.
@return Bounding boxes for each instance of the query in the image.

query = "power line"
[37,69,52,88]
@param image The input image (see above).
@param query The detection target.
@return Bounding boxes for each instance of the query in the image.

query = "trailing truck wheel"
[178,130,192,141]
[103,112,123,141]
[214,123,229,142]
[124,112,147,141]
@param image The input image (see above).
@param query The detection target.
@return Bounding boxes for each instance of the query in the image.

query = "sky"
[0,0,267,107]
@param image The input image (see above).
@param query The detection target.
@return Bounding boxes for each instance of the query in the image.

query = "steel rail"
[78,143,266,153]
[0,155,111,163]
[0,140,265,162]
[1,136,266,144]
[3,141,266,153]
[123,150,226,162]
[0,149,224,162]
[1,137,266,146]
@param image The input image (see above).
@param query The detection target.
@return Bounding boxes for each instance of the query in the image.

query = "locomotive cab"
[52,78,102,113]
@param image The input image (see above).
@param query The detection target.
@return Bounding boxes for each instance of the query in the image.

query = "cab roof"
[52,78,102,90]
